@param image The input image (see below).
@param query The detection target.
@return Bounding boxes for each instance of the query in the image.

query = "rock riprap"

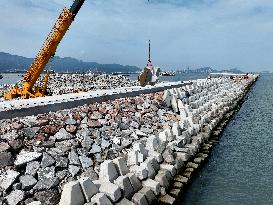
[0,75,257,204]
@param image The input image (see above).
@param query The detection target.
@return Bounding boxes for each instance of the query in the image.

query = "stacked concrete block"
[78,177,99,202]
[99,160,119,182]
[59,181,85,205]
[132,193,148,205]
[98,182,122,202]
[142,159,156,179]
[127,173,143,192]
[129,165,148,180]
[114,176,134,199]
[113,157,130,176]
[90,193,113,205]
[142,179,160,196]
[139,187,156,204]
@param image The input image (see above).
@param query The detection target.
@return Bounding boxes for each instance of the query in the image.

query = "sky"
[1,0,273,72]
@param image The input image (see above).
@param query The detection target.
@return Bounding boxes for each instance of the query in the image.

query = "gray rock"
[69,165,80,177]
[65,118,77,125]
[35,140,55,148]
[101,139,110,149]
[5,190,25,205]
[19,175,37,190]
[130,121,139,129]
[90,111,102,120]
[119,123,129,130]
[68,150,80,165]
[14,150,42,167]
[77,148,89,156]
[121,138,132,148]
[1,170,20,190]
[52,128,73,141]
[79,156,93,169]
[0,142,10,152]
[37,166,55,181]
[34,189,60,205]
[47,148,64,157]
[89,144,101,154]
[140,127,154,134]
[0,152,13,167]
[41,153,55,168]
[81,136,93,150]
[25,161,40,176]
[56,170,69,181]
[22,127,40,139]
[77,128,91,139]
[80,168,99,181]
[55,156,68,168]
[135,130,148,137]
[54,142,71,153]
[33,177,59,191]
[8,139,23,152]
[1,130,19,141]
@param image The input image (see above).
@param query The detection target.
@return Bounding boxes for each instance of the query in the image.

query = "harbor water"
[181,74,273,205]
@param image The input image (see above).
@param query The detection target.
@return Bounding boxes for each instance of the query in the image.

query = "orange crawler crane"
[4,0,86,100]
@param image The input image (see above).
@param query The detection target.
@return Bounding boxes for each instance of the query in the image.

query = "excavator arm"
[4,0,86,100]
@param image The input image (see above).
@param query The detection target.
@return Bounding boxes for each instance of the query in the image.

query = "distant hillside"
[0,52,140,73]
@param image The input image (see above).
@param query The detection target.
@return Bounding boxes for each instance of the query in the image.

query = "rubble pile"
[0,92,178,204]
[0,73,139,98]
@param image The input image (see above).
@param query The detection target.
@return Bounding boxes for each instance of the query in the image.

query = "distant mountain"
[0,52,140,73]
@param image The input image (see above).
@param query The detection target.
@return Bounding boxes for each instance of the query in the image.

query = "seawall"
[0,75,258,205]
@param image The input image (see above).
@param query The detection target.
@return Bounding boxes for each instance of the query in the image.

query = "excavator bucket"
[139,67,152,87]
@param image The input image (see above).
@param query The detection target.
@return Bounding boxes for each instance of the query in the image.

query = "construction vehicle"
[4,0,86,100]
[139,40,160,86]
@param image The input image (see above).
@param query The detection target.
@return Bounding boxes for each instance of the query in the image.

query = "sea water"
[181,74,273,205]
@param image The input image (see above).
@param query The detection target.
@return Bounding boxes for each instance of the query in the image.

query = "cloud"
[1,0,273,71]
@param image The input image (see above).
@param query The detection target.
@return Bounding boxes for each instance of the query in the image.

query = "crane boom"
[4,0,86,100]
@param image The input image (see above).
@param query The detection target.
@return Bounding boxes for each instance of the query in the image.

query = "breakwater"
[0,75,258,205]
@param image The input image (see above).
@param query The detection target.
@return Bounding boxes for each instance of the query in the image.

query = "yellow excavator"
[4,0,86,100]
